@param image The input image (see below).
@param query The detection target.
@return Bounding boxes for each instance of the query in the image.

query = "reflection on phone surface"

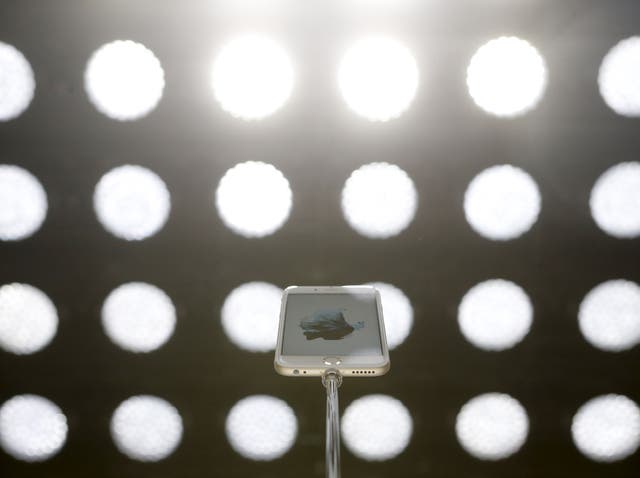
[300,308,365,341]
[282,293,382,356]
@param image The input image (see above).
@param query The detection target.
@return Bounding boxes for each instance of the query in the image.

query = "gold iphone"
[274,285,390,377]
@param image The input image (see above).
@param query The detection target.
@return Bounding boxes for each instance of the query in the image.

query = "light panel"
[0,395,67,462]
[85,40,165,121]
[458,279,533,351]
[578,279,640,352]
[111,395,183,462]
[572,394,640,462]
[590,162,640,238]
[456,393,529,460]
[215,161,292,238]
[466,36,547,117]
[341,394,412,461]
[464,164,541,241]
[0,165,47,241]
[599,36,640,117]
[93,164,171,241]
[212,34,294,120]
[0,283,57,355]
[221,282,282,352]
[342,162,417,239]
[101,282,176,353]
[367,282,413,349]
[338,36,419,121]
[0,42,35,121]
[225,395,297,461]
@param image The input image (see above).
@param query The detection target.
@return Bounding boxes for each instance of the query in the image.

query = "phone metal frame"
[274,285,390,377]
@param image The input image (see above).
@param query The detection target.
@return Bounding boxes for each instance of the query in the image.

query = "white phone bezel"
[274,285,390,377]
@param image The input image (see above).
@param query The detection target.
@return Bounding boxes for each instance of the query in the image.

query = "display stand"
[322,369,343,478]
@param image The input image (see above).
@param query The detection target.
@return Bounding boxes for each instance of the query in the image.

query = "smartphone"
[274,285,390,377]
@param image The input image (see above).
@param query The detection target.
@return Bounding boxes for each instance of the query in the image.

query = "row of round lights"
[1,35,640,122]
[0,281,411,355]
[2,160,640,242]
[1,391,638,464]
[1,276,638,357]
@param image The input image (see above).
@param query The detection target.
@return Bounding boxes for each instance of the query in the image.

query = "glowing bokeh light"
[216,161,292,238]
[578,280,640,352]
[572,394,640,462]
[0,395,67,462]
[456,393,529,460]
[458,279,533,351]
[0,165,47,241]
[0,283,57,355]
[221,282,282,352]
[590,162,640,238]
[338,36,418,121]
[226,395,297,461]
[367,282,413,349]
[212,35,294,120]
[342,162,417,239]
[85,40,165,121]
[102,282,176,353]
[342,394,412,461]
[599,36,640,117]
[111,395,183,462]
[466,36,547,117]
[0,42,35,121]
[94,165,170,241]
[464,164,541,240]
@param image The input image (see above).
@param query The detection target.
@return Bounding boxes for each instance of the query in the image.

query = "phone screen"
[281,292,382,356]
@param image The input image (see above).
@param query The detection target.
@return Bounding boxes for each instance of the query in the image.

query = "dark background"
[1,0,639,477]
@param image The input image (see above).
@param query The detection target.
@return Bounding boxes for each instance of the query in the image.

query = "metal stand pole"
[322,369,342,478]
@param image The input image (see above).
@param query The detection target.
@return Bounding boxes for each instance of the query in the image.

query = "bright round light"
[590,162,640,238]
[0,165,47,241]
[466,36,547,117]
[212,35,294,120]
[458,279,533,351]
[221,282,282,352]
[0,42,35,121]
[102,282,176,353]
[85,40,164,121]
[367,282,413,349]
[342,162,417,239]
[226,395,297,461]
[111,395,183,462]
[94,165,170,241]
[464,164,541,241]
[578,280,640,352]
[338,36,419,121]
[598,36,640,117]
[215,161,292,238]
[0,283,57,355]
[456,393,529,460]
[572,394,640,462]
[342,394,412,461]
[0,395,67,462]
